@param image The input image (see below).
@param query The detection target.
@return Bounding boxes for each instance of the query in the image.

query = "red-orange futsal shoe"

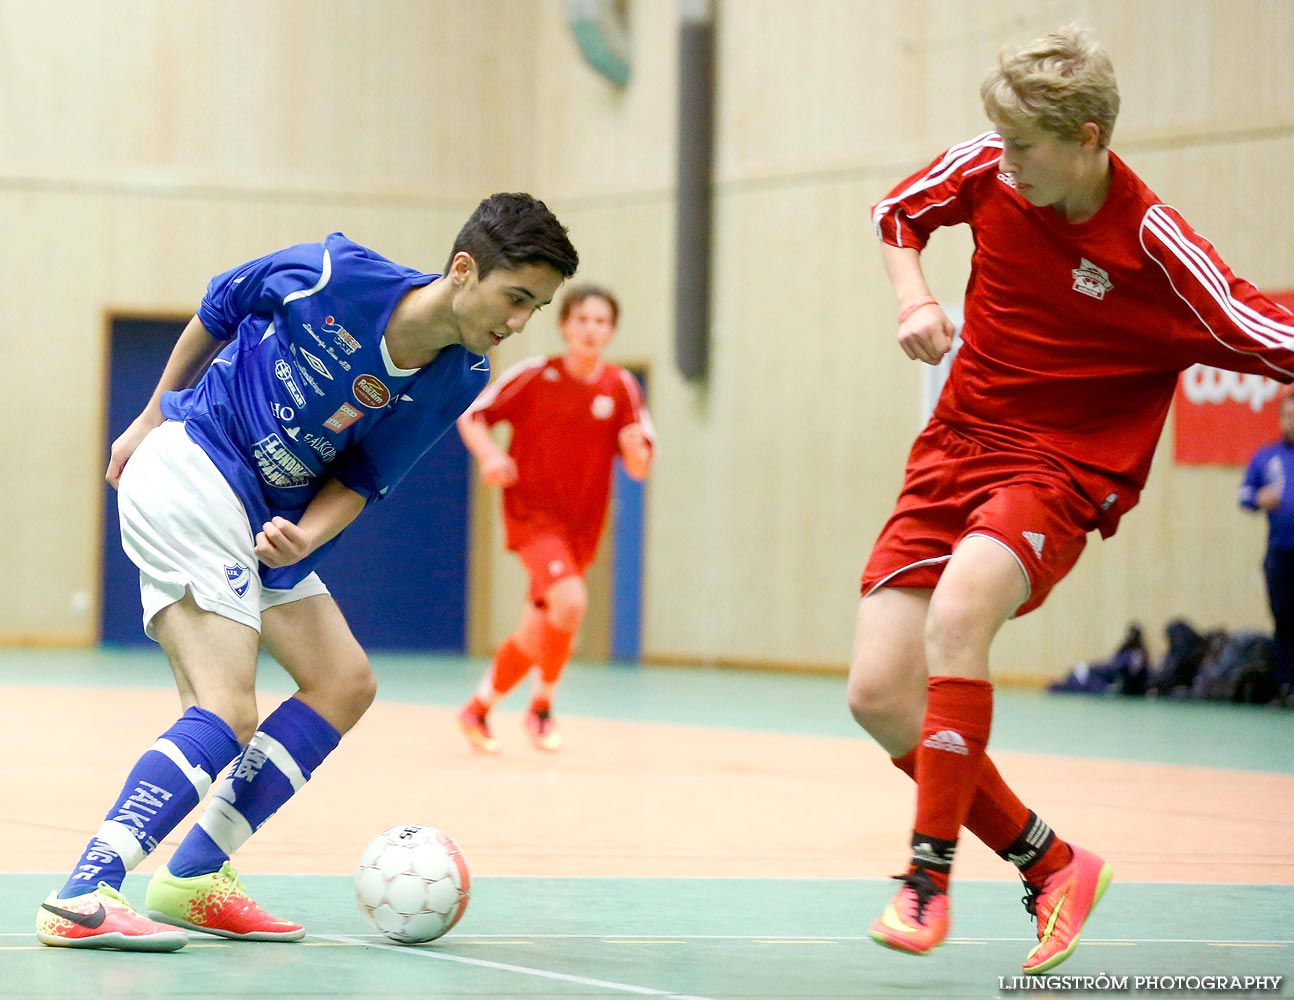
[145,862,305,941]
[457,701,500,754]
[869,868,950,956]
[525,700,562,752]
[36,883,188,952]
[1021,845,1113,973]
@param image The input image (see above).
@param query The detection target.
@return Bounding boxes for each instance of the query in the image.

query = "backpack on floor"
[1146,619,1212,697]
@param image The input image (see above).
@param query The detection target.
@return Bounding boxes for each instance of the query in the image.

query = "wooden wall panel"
[5,0,1293,683]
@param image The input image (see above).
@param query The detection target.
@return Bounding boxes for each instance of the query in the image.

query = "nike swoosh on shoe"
[41,902,107,929]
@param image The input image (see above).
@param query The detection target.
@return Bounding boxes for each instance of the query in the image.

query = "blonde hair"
[980,25,1120,147]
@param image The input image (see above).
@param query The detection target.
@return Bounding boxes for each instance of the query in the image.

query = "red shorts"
[860,422,1099,616]
[516,534,586,607]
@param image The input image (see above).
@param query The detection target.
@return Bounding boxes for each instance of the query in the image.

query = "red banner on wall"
[1173,290,1294,466]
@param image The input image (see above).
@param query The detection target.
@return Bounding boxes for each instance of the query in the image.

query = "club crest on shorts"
[224,563,251,599]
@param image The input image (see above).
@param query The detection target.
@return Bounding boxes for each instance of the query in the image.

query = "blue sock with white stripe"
[60,707,241,898]
[167,697,341,878]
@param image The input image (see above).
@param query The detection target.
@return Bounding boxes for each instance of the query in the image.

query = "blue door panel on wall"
[101,317,470,651]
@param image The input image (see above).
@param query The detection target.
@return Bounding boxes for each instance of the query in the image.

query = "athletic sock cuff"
[166,706,243,776]
[258,697,341,776]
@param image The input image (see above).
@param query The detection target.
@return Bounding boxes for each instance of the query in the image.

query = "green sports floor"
[1,648,1291,1000]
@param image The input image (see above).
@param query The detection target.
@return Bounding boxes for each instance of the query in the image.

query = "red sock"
[911,676,993,891]
[490,637,533,698]
[893,738,1070,882]
[535,619,574,685]
[965,756,1031,852]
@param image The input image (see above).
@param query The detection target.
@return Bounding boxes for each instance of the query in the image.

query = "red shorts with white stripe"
[516,533,586,607]
[860,421,1098,616]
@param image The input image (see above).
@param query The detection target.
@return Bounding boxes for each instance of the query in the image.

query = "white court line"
[315,934,719,1000]
[1,932,1291,945]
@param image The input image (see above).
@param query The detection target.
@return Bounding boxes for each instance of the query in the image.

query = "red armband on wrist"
[898,296,939,324]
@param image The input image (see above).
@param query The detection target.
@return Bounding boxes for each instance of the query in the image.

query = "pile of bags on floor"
[1048,620,1281,704]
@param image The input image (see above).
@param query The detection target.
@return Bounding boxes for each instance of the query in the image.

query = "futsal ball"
[354,824,471,943]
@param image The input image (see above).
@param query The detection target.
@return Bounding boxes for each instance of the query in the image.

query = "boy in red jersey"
[855,26,1294,972]
[456,285,654,752]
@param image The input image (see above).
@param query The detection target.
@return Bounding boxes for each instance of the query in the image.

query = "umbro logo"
[41,901,107,929]
[1022,531,1046,558]
[922,730,968,755]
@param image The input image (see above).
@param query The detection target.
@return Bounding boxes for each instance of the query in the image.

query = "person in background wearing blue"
[35,193,578,952]
[1240,385,1294,706]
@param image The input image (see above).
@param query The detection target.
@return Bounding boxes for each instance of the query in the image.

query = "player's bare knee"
[923,599,993,669]
[212,702,259,745]
[847,666,900,729]
[546,591,587,632]
[348,662,378,715]
[319,654,377,723]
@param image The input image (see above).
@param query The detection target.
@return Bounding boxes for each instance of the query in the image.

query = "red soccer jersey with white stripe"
[465,356,654,566]
[873,131,1294,536]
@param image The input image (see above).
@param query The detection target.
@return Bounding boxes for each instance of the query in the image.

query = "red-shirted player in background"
[456,285,654,753]
[853,25,1294,972]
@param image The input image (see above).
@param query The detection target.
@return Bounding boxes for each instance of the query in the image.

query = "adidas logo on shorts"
[922,729,969,755]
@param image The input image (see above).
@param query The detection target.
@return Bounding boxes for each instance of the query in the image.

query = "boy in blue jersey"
[36,193,578,952]
[1240,387,1294,705]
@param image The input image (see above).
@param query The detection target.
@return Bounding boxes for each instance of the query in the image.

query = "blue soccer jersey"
[1240,439,1294,551]
[161,232,489,588]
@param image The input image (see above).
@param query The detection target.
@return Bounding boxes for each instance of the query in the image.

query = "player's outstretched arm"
[105,315,226,489]
[881,244,955,366]
[618,423,653,481]
[254,479,367,569]
[456,413,517,487]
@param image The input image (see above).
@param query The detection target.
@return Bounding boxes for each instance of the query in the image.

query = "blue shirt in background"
[1239,439,1294,551]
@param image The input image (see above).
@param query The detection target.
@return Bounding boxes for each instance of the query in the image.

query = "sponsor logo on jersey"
[1071,257,1113,300]
[591,394,615,420]
[323,315,360,354]
[303,323,353,372]
[324,402,364,432]
[303,432,338,462]
[353,374,392,409]
[996,171,1018,188]
[271,402,295,423]
[300,347,333,380]
[1101,492,1118,511]
[274,359,306,406]
[252,433,315,488]
[543,367,560,381]
[224,562,251,598]
[288,346,326,397]
[1022,531,1046,558]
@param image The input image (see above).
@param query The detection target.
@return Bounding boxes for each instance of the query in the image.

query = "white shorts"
[117,420,329,639]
